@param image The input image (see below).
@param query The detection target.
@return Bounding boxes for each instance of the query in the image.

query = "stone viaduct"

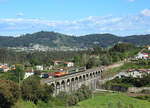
[41,67,103,96]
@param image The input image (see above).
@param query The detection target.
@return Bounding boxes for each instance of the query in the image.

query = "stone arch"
[67,79,70,86]
[93,72,95,77]
[79,76,82,82]
[90,73,92,78]
[51,83,55,88]
[86,74,89,80]
[61,80,65,91]
[75,77,78,83]
[71,78,75,92]
[56,82,60,95]
[83,75,86,81]
[96,71,98,75]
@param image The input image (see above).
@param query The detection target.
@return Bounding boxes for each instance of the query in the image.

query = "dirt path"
[104,61,124,70]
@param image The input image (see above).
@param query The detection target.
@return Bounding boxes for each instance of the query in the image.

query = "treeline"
[0,48,88,65]
[75,43,139,69]
[0,76,54,108]
[0,43,140,68]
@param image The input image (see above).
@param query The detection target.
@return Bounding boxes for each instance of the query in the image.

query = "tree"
[0,78,20,108]
[21,76,40,104]
[93,44,103,54]
[10,65,25,83]
[21,76,53,104]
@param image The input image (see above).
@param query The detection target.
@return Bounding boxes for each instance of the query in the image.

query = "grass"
[12,99,36,108]
[11,93,150,108]
[71,93,150,108]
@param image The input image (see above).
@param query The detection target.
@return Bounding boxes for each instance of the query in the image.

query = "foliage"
[12,100,36,108]
[21,76,53,104]
[0,65,25,83]
[56,85,92,106]
[0,78,20,108]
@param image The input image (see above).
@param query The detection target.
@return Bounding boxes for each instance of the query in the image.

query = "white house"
[54,60,61,66]
[36,65,43,71]
[148,46,150,51]
[64,62,74,67]
[24,70,34,79]
[136,52,149,59]
[128,70,142,78]
[0,64,9,72]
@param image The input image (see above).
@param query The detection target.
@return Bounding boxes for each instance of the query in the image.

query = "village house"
[0,64,9,72]
[148,46,150,51]
[127,69,150,78]
[44,65,53,70]
[90,55,99,59]
[116,69,150,79]
[136,52,149,60]
[64,62,74,67]
[24,69,34,79]
[36,65,44,71]
[54,60,62,66]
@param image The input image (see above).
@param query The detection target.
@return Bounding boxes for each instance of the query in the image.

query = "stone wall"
[128,87,150,93]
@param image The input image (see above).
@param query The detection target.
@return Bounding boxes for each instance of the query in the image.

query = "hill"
[0,31,150,48]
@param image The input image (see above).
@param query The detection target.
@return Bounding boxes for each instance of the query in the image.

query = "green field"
[72,93,150,108]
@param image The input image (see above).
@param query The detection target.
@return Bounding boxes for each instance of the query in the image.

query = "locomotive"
[53,67,86,77]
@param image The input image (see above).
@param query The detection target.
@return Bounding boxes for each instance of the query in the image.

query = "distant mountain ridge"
[0,31,150,48]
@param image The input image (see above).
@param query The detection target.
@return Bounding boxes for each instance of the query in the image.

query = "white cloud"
[1,10,150,36]
[0,0,8,2]
[128,0,134,2]
[141,9,150,16]
[16,12,24,17]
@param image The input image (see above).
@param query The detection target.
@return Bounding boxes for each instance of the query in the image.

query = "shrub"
[21,76,53,104]
[0,78,20,108]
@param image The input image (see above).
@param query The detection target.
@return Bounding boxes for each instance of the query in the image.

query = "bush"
[56,85,92,106]
[0,78,20,108]
[21,76,53,104]
[67,94,79,106]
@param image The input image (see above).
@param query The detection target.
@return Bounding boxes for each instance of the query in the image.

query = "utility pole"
[19,70,20,89]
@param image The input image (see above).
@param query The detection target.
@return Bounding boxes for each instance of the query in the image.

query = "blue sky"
[0,0,150,36]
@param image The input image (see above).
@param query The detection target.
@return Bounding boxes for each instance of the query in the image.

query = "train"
[42,67,86,78]
[53,67,86,77]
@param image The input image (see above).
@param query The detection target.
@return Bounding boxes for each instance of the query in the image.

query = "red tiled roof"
[55,60,61,63]
[142,53,148,55]
[2,66,8,70]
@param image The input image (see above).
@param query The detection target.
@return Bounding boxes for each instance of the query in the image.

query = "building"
[64,62,74,67]
[36,65,44,71]
[116,69,150,79]
[0,64,9,72]
[24,70,34,79]
[136,52,149,59]
[148,46,150,51]
[127,69,150,78]
[90,55,99,59]
[54,60,62,66]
